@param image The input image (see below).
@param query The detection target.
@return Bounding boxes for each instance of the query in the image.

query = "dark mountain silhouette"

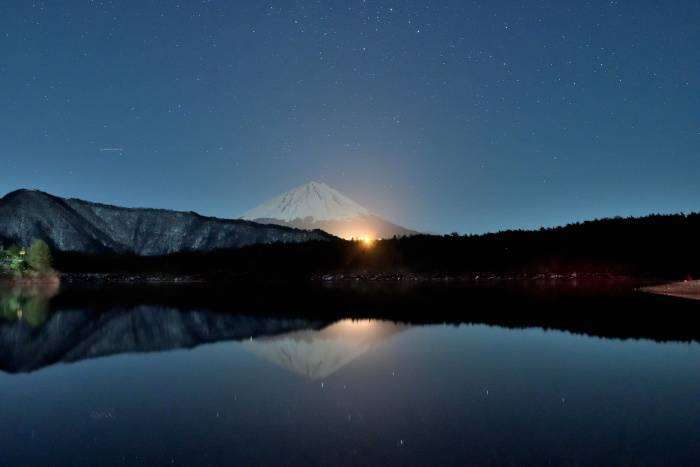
[0,189,331,255]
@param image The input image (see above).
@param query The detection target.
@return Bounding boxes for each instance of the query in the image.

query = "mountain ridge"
[0,189,331,255]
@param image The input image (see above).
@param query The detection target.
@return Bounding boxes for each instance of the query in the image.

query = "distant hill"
[239,181,419,239]
[0,189,331,255]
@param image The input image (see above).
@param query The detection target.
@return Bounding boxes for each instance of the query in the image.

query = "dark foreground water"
[0,281,698,466]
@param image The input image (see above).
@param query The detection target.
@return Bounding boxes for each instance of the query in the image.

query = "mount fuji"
[239,182,418,240]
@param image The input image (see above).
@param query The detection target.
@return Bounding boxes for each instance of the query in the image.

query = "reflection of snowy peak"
[241,320,409,379]
[242,336,370,379]
[239,182,418,239]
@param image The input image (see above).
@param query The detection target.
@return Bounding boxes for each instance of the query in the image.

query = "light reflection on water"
[241,319,409,379]
[0,285,698,465]
[0,281,59,327]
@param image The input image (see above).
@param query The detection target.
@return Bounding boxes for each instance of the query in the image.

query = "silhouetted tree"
[27,239,53,271]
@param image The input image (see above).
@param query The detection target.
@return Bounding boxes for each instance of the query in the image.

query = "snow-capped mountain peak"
[239,181,418,239]
[240,182,370,222]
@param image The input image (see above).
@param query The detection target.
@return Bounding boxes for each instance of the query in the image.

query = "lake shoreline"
[16,271,697,304]
[56,270,654,284]
[638,279,700,301]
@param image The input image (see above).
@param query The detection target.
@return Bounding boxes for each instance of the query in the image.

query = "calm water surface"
[0,282,698,466]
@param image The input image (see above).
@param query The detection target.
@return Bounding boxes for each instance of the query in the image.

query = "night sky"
[2,1,698,235]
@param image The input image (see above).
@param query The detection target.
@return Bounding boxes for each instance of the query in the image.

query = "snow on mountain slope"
[239,182,419,240]
[240,182,370,222]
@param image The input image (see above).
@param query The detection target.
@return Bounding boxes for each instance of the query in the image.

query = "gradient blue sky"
[2,1,698,235]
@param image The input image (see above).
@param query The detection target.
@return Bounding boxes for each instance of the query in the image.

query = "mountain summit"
[239,182,418,239]
[240,182,368,222]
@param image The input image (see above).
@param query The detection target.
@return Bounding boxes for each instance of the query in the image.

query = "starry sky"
[2,1,698,235]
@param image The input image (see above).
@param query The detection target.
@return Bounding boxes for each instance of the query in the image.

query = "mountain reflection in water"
[242,319,409,379]
[0,282,698,466]
[0,285,406,377]
[0,302,326,373]
[1,279,698,374]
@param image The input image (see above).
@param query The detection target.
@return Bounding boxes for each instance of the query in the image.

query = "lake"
[0,280,698,465]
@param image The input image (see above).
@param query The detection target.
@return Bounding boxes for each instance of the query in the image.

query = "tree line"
[52,212,700,280]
